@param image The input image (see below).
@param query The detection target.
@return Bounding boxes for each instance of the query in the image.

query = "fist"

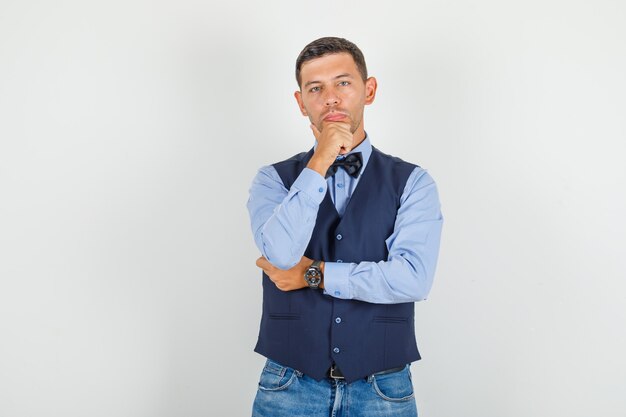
[308,122,353,176]
[256,255,313,292]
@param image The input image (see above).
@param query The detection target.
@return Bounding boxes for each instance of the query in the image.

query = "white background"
[1,1,625,416]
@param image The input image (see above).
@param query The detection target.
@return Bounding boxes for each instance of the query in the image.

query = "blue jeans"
[252,359,418,417]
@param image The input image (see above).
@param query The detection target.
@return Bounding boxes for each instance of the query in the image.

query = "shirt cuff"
[323,262,351,299]
[291,168,327,204]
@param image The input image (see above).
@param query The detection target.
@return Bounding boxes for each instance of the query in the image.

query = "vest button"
[336,234,343,240]
[333,347,340,354]
[335,317,342,324]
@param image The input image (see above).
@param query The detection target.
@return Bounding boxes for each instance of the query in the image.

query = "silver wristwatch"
[304,260,323,289]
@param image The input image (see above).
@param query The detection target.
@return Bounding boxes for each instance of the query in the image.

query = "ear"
[364,77,378,105]
[294,90,308,116]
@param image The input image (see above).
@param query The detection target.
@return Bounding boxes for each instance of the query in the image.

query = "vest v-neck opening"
[319,148,377,221]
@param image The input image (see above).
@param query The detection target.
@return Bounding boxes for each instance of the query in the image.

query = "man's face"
[294,53,377,138]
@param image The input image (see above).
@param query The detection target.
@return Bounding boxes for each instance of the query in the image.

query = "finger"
[310,123,321,141]
[322,120,351,131]
[341,127,354,152]
[335,121,351,131]
[256,256,269,269]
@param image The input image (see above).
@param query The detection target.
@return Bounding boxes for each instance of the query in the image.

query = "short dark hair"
[295,37,368,88]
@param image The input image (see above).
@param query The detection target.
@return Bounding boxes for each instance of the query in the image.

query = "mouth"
[323,111,349,122]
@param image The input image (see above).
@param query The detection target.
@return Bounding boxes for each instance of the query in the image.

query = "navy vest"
[254,146,421,383]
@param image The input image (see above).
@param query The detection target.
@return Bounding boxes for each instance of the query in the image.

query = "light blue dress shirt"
[247,135,443,304]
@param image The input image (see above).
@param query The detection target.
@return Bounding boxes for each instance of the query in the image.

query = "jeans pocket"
[371,366,415,402]
[257,359,299,392]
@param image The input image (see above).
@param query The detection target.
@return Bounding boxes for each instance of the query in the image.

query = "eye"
[338,81,350,86]
[309,86,321,93]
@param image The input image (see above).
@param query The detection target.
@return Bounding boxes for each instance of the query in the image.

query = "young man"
[247,37,443,417]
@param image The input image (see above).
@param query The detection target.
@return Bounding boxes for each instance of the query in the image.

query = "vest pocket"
[372,316,408,324]
[268,313,301,320]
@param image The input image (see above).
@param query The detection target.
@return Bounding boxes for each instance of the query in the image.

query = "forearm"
[323,168,443,304]
[247,166,327,269]
[322,219,442,303]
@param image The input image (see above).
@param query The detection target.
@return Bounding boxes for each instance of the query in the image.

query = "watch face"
[305,268,321,287]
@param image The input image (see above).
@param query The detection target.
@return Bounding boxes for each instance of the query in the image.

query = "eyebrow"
[304,73,354,88]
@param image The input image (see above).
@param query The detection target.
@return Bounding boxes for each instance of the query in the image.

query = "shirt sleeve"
[247,165,327,269]
[323,167,443,304]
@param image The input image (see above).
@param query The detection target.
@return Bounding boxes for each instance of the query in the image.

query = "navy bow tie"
[325,152,363,179]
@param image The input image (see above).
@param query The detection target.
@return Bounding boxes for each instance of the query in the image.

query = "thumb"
[310,123,321,141]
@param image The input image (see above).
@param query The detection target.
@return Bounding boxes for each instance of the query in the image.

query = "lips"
[323,112,348,122]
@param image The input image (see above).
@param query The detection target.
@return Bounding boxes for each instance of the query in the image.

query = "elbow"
[265,256,298,270]
[260,241,299,270]
[403,257,435,302]
[412,285,432,302]
[254,230,299,270]
[404,280,431,303]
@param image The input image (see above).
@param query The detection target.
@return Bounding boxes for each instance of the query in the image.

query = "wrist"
[306,156,330,178]
[304,259,324,289]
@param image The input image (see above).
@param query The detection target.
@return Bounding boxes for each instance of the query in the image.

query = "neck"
[352,126,366,148]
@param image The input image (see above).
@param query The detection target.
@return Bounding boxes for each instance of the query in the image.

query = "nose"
[323,89,340,106]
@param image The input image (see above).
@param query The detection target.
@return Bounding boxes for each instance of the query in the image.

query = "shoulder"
[271,149,314,188]
[371,146,420,176]
[272,150,311,169]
